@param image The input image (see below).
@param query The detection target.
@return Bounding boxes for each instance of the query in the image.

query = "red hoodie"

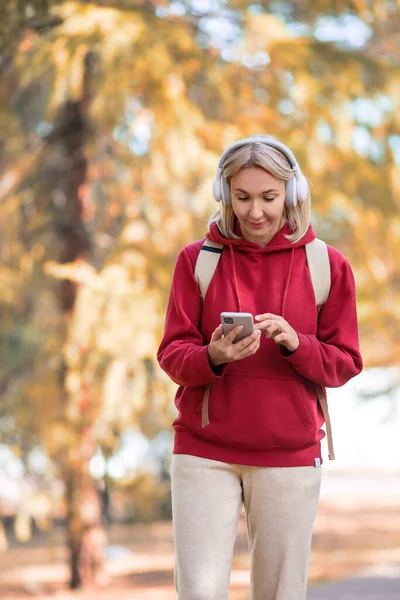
[157,221,363,467]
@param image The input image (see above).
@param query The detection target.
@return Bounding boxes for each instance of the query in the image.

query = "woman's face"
[230,167,286,246]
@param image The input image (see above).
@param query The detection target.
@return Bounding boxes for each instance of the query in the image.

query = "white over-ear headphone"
[212,135,309,208]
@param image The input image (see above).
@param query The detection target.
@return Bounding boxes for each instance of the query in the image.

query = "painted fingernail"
[255,329,261,336]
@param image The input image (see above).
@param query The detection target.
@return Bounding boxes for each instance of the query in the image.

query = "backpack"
[194,238,335,461]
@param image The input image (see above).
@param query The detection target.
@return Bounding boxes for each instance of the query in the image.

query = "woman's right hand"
[207,325,261,367]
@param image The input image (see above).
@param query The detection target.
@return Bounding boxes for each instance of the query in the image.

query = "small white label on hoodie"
[314,458,321,468]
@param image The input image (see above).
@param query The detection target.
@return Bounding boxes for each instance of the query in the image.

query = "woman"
[157,135,363,600]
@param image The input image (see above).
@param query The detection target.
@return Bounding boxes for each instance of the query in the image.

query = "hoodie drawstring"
[229,245,242,312]
[281,248,295,319]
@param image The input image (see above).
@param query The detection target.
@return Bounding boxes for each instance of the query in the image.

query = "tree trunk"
[46,50,105,590]
[65,469,84,589]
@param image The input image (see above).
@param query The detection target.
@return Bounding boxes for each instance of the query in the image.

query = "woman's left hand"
[254,313,299,352]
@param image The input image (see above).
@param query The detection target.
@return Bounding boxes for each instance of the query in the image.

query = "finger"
[252,319,268,331]
[249,335,262,351]
[249,329,262,341]
[236,329,261,351]
[274,333,287,344]
[225,325,243,343]
[265,324,281,338]
[254,313,267,322]
[239,334,261,356]
[258,318,282,331]
[211,324,224,341]
[239,329,261,350]
[255,313,280,322]
[271,328,283,339]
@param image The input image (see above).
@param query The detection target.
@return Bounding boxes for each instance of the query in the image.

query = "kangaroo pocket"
[193,374,318,450]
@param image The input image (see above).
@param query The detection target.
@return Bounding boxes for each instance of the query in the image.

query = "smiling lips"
[249,221,266,228]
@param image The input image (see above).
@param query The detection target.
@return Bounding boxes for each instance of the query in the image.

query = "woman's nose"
[248,200,264,219]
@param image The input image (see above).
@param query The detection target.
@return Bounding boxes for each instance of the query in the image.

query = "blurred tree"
[42,48,100,588]
[0,0,400,588]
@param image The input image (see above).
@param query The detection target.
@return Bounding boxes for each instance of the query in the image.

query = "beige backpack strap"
[305,238,331,310]
[194,239,223,300]
[195,240,223,428]
[306,238,334,460]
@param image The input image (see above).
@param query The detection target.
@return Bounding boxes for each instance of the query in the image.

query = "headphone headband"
[217,135,299,172]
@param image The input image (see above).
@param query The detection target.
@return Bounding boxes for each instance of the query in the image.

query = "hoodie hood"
[206,219,317,253]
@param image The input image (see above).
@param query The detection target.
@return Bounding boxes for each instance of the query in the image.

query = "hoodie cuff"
[281,333,313,367]
[196,346,226,382]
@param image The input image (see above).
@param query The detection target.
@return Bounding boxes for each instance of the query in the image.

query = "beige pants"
[171,454,321,600]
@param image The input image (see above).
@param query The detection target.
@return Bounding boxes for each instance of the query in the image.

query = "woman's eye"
[237,196,275,201]
[236,196,275,201]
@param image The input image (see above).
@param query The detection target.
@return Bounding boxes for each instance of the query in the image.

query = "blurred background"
[1,1,400,598]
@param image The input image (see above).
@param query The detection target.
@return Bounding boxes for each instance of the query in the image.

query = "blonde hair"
[208,142,311,243]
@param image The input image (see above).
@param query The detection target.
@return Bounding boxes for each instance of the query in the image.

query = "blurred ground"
[0,470,400,599]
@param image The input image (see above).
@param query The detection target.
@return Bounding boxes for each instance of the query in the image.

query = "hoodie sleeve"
[157,245,224,387]
[282,245,363,387]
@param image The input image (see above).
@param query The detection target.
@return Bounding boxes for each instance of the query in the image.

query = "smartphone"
[220,312,255,343]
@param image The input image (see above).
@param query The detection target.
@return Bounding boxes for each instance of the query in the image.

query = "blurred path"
[308,569,400,599]
[1,470,400,599]
[308,470,400,598]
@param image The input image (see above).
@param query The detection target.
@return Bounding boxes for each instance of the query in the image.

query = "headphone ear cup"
[221,176,231,206]
[212,167,231,206]
[285,176,297,207]
[212,169,223,203]
[285,173,309,207]
[296,173,309,203]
